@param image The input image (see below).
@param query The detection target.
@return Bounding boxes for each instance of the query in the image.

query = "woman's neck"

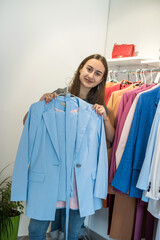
[79,85,90,99]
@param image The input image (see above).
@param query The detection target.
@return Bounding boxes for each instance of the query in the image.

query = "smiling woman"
[79,58,105,90]
[22,54,115,240]
[40,54,115,142]
[68,54,108,106]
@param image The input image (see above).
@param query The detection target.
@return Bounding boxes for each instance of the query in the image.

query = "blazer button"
[76,164,81,168]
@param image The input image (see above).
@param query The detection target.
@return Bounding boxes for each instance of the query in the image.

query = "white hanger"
[65,77,71,93]
[139,69,144,83]
[142,69,147,84]
[108,70,112,82]
[150,68,154,83]
[58,77,74,97]
[135,69,140,82]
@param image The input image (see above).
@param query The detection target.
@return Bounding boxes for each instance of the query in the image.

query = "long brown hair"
[69,54,108,105]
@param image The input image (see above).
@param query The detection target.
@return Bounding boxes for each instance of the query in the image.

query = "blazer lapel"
[75,99,92,155]
[43,101,60,161]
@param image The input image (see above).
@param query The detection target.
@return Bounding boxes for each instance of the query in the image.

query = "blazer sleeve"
[11,104,38,201]
[94,116,108,199]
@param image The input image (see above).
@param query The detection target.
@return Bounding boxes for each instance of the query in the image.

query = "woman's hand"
[92,104,107,121]
[23,92,58,125]
[93,104,115,143]
[40,92,57,103]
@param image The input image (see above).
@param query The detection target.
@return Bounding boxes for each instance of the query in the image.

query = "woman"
[28,54,115,240]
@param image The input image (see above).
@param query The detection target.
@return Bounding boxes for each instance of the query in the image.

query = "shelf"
[141,60,160,68]
[107,57,146,67]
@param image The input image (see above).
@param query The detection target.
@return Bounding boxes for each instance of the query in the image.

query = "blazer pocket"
[28,171,45,182]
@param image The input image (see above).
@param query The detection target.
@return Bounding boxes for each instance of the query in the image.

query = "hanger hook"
[139,69,143,83]
[136,69,140,82]
[65,77,71,93]
[108,70,112,82]
[113,70,117,80]
[143,69,147,84]
[150,68,154,83]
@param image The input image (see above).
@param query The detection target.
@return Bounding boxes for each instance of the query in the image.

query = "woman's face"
[79,59,105,90]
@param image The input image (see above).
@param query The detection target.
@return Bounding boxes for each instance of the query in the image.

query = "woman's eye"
[87,67,92,72]
[96,72,101,76]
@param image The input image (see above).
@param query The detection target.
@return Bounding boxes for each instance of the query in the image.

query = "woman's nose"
[88,72,94,78]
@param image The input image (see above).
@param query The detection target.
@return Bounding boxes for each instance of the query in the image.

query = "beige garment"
[105,81,117,87]
[107,85,136,127]
[109,193,137,240]
[115,84,160,169]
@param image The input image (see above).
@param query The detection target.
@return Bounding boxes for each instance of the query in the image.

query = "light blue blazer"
[11,95,108,221]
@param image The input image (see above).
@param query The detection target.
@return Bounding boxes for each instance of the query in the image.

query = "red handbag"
[112,43,135,58]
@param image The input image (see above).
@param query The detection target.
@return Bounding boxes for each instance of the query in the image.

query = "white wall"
[0,0,109,236]
[1,0,160,238]
[87,0,160,239]
[105,0,160,60]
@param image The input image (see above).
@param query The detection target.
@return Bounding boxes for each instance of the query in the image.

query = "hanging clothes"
[11,94,108,239]
[104,81,137,240]
[109,83,155,184]
[136,100,160,196]
[107,84,136,127]
[147,199,160,240]
[115,84,159,172]
[145,119,160,200]
[105,72,159,240]
[105,80,132,105]
[111,85,160,198]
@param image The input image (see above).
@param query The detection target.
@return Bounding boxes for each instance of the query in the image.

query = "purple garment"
[109,84,155,183]
[145,212,155,240]
[134,199,147,240]
[133,200,155,240]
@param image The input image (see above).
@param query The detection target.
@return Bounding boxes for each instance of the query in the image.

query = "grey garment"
[52,87,67,95]
[52,88,108,114]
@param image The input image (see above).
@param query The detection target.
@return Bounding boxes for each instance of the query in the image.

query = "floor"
[17,229,106,240]
[18,233,52,239]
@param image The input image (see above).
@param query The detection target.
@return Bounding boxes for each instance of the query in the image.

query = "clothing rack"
[109,68,160,74]
[108,68,160,84]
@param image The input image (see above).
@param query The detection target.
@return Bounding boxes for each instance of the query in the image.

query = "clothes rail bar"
[109,68,160,74]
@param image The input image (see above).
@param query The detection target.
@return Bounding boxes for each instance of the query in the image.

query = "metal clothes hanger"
[58,77,75,97]
[135,69,141,82]
[139,69,144,83]
[150,68,154,83]
[142,69,147,84]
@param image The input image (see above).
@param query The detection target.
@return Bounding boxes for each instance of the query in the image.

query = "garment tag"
[61,102,66,107]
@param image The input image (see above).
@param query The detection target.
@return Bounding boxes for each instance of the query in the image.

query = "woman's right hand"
[23,92,58,125]
[40,92,57,103]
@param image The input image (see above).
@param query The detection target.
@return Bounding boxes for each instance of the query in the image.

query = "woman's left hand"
[92,104,107,121]
[93,104,115,143]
